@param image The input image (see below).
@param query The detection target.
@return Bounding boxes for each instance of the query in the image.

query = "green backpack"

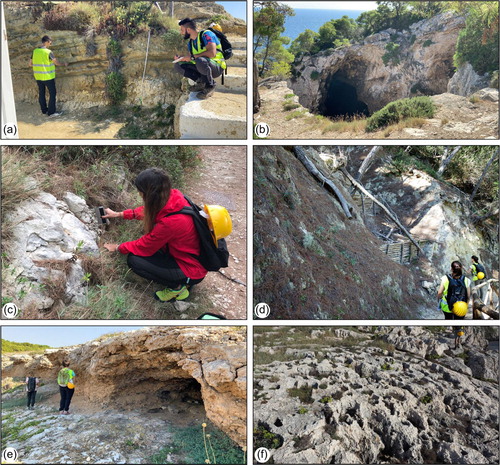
[58,367,72,385]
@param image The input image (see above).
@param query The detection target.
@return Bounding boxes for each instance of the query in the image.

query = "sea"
[284,9,367,44]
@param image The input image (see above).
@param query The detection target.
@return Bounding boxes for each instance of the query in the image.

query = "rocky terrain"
[254,326,499,464]
[2,326,246,463]
[253,146,498,319]
[255,12,498,139]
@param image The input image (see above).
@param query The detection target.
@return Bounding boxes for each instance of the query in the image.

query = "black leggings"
[443,311,465,320]
[59,386,74,412]
[27,390,36,407]
[127,251,204,288]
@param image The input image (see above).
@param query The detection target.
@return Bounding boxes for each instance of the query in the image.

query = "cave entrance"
[319,73,369,119]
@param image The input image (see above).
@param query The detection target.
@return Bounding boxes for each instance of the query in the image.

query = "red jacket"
[117,189,207,279]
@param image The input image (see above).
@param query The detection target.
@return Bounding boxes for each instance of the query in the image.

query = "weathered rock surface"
[3,191,100,311]
[2,326,246,448]
[290,12,466,114]
[447,63,491,97]
[254,327,499,464]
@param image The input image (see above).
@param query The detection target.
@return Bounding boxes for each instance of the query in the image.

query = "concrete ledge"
[179,92,246,139]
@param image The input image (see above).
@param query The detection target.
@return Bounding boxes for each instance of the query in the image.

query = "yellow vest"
[32,48,55,81]
[189,31,226,69]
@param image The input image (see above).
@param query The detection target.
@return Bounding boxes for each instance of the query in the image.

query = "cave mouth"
[319,73,370,119]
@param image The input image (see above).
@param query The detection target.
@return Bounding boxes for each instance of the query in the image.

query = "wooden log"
[357,146,382,181]
[341,168,426,257]
[472,299,499,319]
[294,146,353,219]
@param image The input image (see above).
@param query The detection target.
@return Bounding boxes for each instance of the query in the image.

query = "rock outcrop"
[290,12,466,115]
[2,326,247,447]
[2,190,100,311]
[254,326,499,464]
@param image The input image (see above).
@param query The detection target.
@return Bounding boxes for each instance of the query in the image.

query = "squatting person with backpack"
[470,255,487,302]
[58,359,75,415]
[25,374,39,410]
[102,168,230,303]
[173,18,228,99]
[437,261,471,320]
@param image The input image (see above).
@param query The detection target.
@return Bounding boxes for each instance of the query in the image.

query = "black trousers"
[174,57,222,87]
[36,79,57,115]
[127,251,204,288]
[59,386,74,412]
[443,311,465,320]
[27,390,36,407]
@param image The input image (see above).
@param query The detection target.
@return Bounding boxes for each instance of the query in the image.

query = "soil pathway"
[14,101,123,139]
[185,146,247,320]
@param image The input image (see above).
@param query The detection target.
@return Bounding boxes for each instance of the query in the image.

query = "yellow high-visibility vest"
[32,48,55,81]
[189,31,226,69]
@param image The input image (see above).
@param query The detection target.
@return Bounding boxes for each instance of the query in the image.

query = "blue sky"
[1,326,146,348]
[282,1,378,10]
[216,2,246,21]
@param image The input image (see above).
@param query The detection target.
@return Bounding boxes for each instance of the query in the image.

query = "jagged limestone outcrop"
[290,12,466,115]
[254,326,499,464]
[2,326,247,446]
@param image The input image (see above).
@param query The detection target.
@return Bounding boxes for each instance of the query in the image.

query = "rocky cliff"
[254,326,499,464]
[290,12,467,116]
[253,146,498,319]
[2,326,247,447]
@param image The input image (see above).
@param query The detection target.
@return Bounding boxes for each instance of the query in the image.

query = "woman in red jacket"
[103,168,207,302]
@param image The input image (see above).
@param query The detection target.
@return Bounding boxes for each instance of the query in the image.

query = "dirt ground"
[185,146,247,320]
[14,101,123,139]
[255,81,499,140]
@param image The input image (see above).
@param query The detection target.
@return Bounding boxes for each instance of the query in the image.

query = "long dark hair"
[450,261,463,279]
[134,168,172,234]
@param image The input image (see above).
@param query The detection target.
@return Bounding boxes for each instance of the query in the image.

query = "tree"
[289,29,319,58]
[316,16,357,51]
[254,1,295,76]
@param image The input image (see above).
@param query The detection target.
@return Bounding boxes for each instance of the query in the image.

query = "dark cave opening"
[319,74,370,119]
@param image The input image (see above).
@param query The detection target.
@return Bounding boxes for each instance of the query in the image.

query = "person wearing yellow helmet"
[453,326,465,350]
[470,255,487,302]
[57,359,75,415]
[437,261,471,320]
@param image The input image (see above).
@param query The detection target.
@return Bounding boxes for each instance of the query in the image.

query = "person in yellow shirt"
[29,35,67,117]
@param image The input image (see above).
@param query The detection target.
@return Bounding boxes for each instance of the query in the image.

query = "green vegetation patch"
[419,394,433,404]
[287,385,314,404]
[149,422,244,464]
[2,339,51,353]
[366,97,435,132]
[254,422,283,450]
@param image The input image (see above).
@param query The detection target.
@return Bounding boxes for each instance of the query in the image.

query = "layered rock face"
[254,326,499,464]
[3,190,100,311]
[290,12,465,115]
[2,326,247,446]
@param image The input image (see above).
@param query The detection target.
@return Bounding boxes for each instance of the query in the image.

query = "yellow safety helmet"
[452,301,468,317]
[67,382,75,389]
[209,22,223,32]
[457,331,464,337]
[203,204,232,244]
[477,271,485,280]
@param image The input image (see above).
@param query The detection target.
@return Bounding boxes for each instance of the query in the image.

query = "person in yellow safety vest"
[173,18,226,100]
[437,261,471,320]
[29,35,67,117]
[470,255,487,302]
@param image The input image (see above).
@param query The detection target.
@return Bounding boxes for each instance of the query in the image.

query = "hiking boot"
[48,112,63,117]
[154,285,189,302]
[189,80,207,92]
[196,85,216,100]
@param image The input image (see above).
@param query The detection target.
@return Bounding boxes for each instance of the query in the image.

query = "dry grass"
[382,117,427,137]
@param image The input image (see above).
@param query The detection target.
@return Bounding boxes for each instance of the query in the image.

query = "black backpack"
[189,29,233,60]
[446,274,467,308]
[165,196,229,272]
[475,263,486,276]
[27,377,37,392]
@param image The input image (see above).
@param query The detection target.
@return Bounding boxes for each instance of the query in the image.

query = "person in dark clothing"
[29,35,68,117]
[173,18,226,99]
[57,359,75,415]
[102,168,207,302]
[25,375,39,410]
[437,261,471,320]
[470,255,487,302]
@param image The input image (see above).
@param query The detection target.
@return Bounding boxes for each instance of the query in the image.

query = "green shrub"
[366,97,435,132]
[254,423,283,449]
[288,385,314,404]
[310,70,320,80]
[422,39,433,47]
[2,339,51,353]
[297,406,308,414]
[380,362,392,370]
[43,2,100,33]
[107,38,122,58]
[420,394,433,404]
[105,71,126,105]
[382,42,400,65]
[283,102,301,111]
[319,396,333,404]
